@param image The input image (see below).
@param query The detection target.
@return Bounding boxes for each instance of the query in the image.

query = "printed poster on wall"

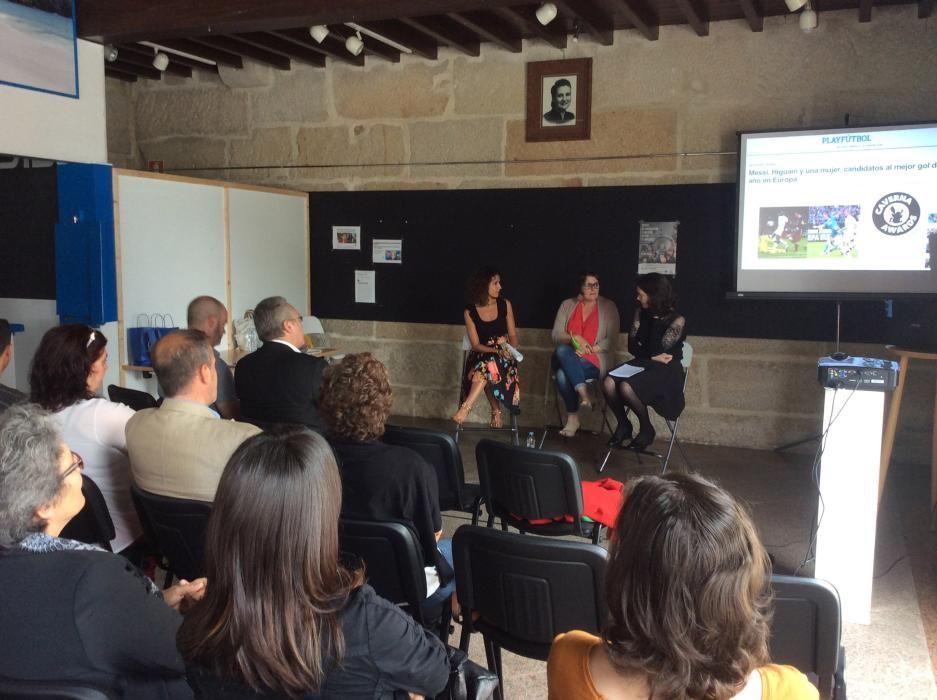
[0,0,78,98]
[637,220,679,276]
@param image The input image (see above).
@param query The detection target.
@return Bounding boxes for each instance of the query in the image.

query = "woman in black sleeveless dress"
[603,273,686,451]
[453,266,521,427]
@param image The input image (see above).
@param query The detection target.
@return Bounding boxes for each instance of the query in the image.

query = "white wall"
[0,298,59,392]
[0,39,106,164]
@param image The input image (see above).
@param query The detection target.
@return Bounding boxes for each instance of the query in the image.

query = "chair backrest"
[107,384,157,411]
[476,438,585,533]
[768,574,842,700]
[681,340,693,370]
[0,677,116,699]
[129,485,211,581]
[383,424,468,512]
[339,518,428,625]
[461,333,472,352]
[453,525,608,660]
[59,475,115,551]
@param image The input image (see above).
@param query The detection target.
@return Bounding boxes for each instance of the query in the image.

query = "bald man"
[187,295,238,419]
[127,329,260,502]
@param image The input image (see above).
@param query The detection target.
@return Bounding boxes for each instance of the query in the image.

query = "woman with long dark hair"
[547,473,817,700]
[602,273,686,451]
[179,429,449,699]
[30,324,142,552]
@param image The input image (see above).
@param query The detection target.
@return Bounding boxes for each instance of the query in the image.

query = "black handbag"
[435,646,499,700]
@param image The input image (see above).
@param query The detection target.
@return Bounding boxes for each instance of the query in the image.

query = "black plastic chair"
[383,424,483,525]
[339,518,451,642]
[453,525,608,699]
[0,677,116,699]
[60,475,115,552]
[476,438,601,544]
[107,384,157,412]
[129,485,211,584]
[769,574,846,700]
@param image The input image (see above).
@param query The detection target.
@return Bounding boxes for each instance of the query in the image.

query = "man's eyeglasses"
[62,452,84,481]
[583,282,600,290]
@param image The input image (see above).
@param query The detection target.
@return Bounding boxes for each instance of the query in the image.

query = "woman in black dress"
[603,273,686,451]
[453,266,521,427]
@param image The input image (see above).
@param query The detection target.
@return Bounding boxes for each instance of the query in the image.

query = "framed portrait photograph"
[526,58,592,143]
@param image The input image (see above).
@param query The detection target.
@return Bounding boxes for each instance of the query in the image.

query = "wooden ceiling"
[79,0,928,83]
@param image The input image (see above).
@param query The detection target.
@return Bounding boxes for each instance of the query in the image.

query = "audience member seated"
[0,404,205,700]
[185,295,239,419]
[235,296,327,431]
[30,324,142,552]
[547,473,818,700]
[127,330,261,502]
[321,353,455,611]
[551,272,619,437]
[0,318,25,412]
[179,428,450,699]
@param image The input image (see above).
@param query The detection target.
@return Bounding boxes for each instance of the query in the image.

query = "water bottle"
[525,431,537,449]
[243,325,259,352]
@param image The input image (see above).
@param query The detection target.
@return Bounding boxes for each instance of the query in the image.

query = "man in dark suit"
[235,296,327,431]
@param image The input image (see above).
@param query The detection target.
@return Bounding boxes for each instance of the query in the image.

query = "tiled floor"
[393,415,937,699]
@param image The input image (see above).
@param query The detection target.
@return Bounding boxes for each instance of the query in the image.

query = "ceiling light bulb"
[309,24,329,43]
[152,52,170,71]
[103,44,118,62]
[799,5,818,30]
[785,0,808,11]
[345,32,364,56]
[536,2,558,25]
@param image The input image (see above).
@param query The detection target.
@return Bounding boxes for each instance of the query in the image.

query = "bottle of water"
[243,325,259,353]
[525,431,537,449]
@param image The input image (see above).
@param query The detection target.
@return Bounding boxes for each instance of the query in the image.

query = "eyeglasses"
[62,452,84,481]
[583,282,600,290]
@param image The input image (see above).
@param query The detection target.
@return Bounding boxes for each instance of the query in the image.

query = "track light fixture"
[309,24,329,43]
[103,44,118,62]
[785,0,808,12]
[799,2,818,30]
[536,2,559,25]
[152,51,169,71]
[345,31,364,56]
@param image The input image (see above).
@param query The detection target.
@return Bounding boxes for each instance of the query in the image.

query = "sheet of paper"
[608,363,645,379]
[354,270,375,303]
[372,238,402,264]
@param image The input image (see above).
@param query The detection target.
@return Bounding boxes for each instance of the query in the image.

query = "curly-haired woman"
[547,473,818,700]
[320,353,454,613]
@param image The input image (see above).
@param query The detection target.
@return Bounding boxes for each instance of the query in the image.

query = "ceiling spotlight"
[536,2,559,25]
[152,51,170,71]
[785,0,808,11]
[309,24,329,43]
[103,44,118,62]
[345,31,364,56]
[799,3,818,30]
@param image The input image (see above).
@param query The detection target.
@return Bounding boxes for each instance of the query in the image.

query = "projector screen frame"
[730,120,937,301]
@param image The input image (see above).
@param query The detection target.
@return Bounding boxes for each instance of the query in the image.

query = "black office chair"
[769,574,846,700]
[129,485,211,584]
[0,677,116,699]
[454,335,520,447]
[60,475,115,552]
[383,424,483,525]
[453,525,608,699]
[106,384,157,412]
[476,438,601,544]
[339,518,451,642]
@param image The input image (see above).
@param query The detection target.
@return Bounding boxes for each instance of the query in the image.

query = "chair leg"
[661,418,679,474]
[510,412,519,446]
[470,495,483,527]
[459,619,472,652]
[486,513,495,528]
[499,518,508,532]
[484,637,505,700]
[597,447,613,473]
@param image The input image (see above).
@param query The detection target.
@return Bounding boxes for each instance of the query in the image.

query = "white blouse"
[55,399,141,552]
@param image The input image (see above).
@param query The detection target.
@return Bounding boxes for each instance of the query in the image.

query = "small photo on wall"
[332,225,361,250]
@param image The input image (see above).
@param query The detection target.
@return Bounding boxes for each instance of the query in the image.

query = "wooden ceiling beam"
[358,20,440,59]
[593,0,658,40]
[110,59,162,80]
[920,0,934,17]
[329,26,401,62]
[737,0,764,31]
[553,0,615,45]
[400,15,481,56]
[104,66,139,82]
[673,0,710,35]
[108,46,193,77]
[273,28,366,66]
[234,32,327,66]
[77,0,526,43]
[447,11,523,52]
[859,0,873,21]
[492,6,567,49]
[191,36,292,69]
[159,39,244,68]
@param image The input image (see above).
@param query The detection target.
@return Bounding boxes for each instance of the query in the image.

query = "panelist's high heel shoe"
[628,428,657,452]
[452,402,472,426]
[607,421,633,448]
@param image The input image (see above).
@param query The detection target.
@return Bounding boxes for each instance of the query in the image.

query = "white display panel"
[735,123,937,296]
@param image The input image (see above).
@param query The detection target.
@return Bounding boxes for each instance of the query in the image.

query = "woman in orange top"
[547,473,818,700]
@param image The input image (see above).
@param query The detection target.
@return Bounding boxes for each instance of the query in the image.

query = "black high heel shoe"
[627,429,656,452]
[607,421,633,448]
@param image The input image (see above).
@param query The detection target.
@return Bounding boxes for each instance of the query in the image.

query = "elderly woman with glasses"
[30,324,141,552]
[550,273,620,437]
[0,403,205,698]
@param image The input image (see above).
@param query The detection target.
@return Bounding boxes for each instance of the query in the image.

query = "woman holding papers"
[603,273,686,450]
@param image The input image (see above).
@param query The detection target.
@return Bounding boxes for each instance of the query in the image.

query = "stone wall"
[102,6,937,462]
